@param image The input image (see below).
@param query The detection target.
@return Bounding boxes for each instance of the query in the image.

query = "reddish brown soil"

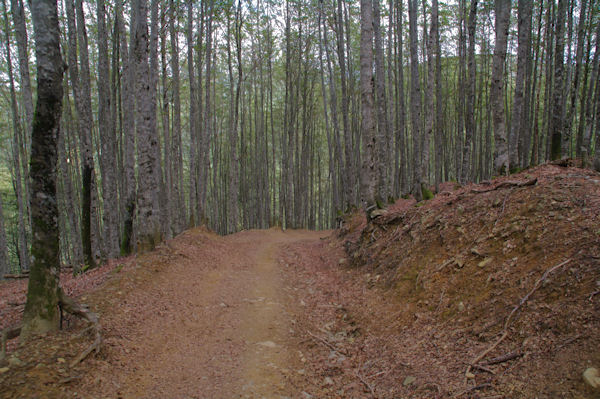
[0,164,598,399]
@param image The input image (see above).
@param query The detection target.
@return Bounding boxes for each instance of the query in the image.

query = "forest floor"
[0,163,599,398]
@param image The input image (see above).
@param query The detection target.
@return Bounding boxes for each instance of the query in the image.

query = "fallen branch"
[483,351,523,366]
[3,273,29,279]
[471,178,537,193]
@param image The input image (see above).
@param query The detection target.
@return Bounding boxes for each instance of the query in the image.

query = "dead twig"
[305,330,348,356]
[470,364,496,374]
[503,258,571,330]
[366,369,389,379]
[557,334,582,350]
[452,382,492,398]
[355,369,377,398]
[483,351,523,366]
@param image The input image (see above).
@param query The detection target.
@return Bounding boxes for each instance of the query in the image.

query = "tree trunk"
[433,0,443,190]
[359,0,377,210]
[21,0,63,339]
[509,0,533,172]
[491,0,511,175]
[73,0,97,268]
[170,0,184,235]
[550,0,567,160]
[2,0,30,272]
[408,0,423,200]
[10,0,33,233]
[97,0,119,258]
[373,0,390,201]
[0,193,9,277]
[462,0,478,182]
[568,0,588,157]
[133,0,162,252]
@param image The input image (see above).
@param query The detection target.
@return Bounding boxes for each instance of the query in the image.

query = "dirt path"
[77,228,329,399]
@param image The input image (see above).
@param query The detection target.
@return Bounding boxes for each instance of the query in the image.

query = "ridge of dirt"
[331,164,600,397]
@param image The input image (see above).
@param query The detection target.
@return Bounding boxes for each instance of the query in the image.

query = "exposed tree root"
[470,177,537,193]
[0,289,101,367]
[58,288,102,367]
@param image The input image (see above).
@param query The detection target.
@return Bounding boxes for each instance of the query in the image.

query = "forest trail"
[76,228,329,398]
[2,165,599,399]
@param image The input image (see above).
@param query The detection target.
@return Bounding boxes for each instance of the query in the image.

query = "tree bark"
[97,0,119,258]
[119,0,137,255]
[433,0,443,190]
[72,0,97,268]
[0,193,9,277]
[373,0,390,201]
[509,0,533,172]
[491,0,511,175]
[359,0,377,210]
[133,0,162,252]
[462,0,478,182]
[2,0,29,272]
[21,0,64,339]
[408,0,423,200]
[550,0,567,160]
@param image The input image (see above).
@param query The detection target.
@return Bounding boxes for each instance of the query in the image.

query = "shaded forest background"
[0,0,598,275]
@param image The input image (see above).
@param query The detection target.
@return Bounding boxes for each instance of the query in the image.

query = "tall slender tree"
[359,0,378,210]
[21,0,64,338]
[491,0,511,175]
[133,0,162,251]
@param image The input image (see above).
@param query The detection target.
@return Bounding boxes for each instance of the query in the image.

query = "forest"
[0,0,599,396]
[0,0,598,276]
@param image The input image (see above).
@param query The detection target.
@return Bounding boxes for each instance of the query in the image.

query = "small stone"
[471,247,484,257]
[457,302,465,312]
[57,358,66,364]
[297,369,306,375]
[301,392,313,399]
[370,209,388,218]
[465,372,475,379]
[8,357,23,367]
[583,367,600,389]
[403,376,416,386]
[478,257,493,268]
[338,258,347,265]
[257,341,278,348]
[0,367,9,374]
[324,377,334,385]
